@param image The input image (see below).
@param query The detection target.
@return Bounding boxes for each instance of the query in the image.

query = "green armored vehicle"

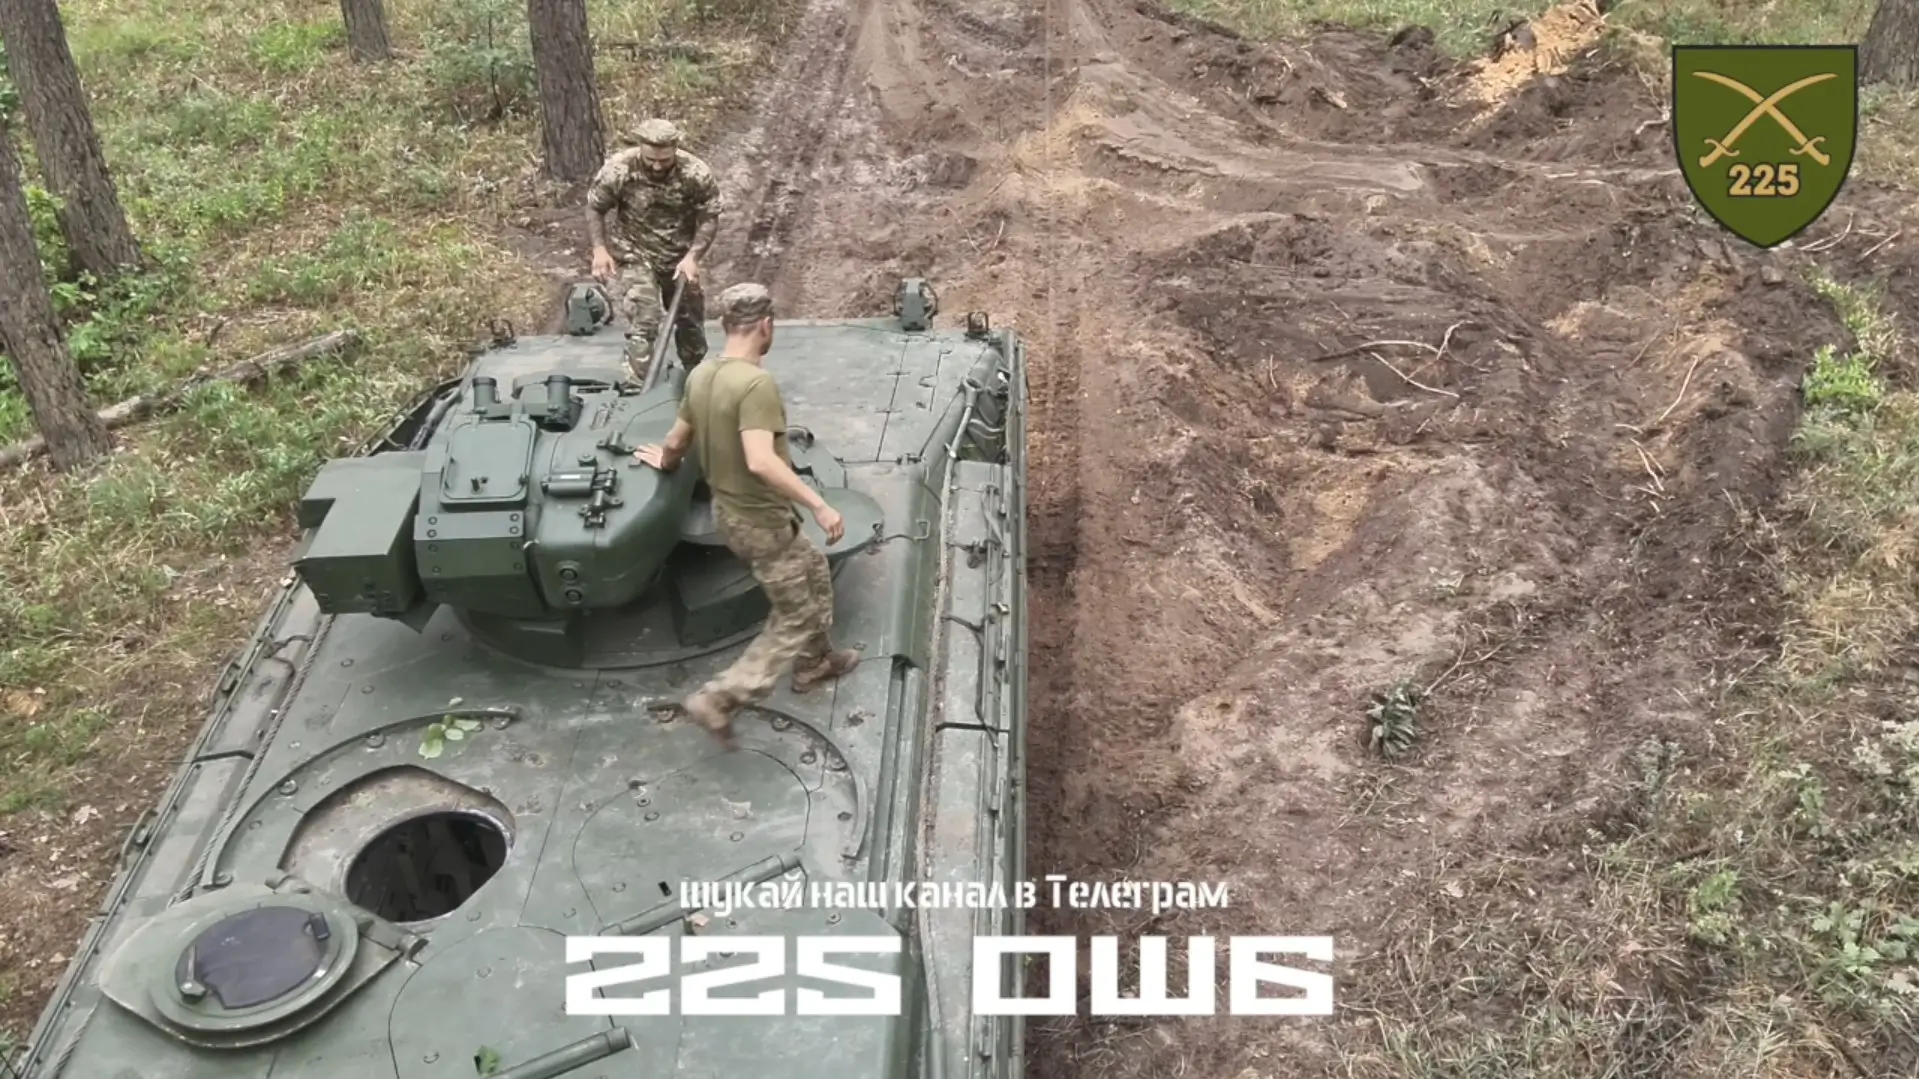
[16,278,1030,1079]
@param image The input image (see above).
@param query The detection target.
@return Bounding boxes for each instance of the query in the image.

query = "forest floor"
[4,0,1919,1076]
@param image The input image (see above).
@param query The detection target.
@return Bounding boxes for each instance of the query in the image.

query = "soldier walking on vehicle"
[633,283,863,748]
[586,118,722,382]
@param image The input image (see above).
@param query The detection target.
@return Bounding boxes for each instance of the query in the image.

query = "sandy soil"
[5,0,1917,1072]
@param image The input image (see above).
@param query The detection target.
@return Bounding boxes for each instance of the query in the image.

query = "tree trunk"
[340,0,392,63]
[0,0,142,280]
[0,116,110,472]
[1862,0,1919,87]
[527,0,605,184]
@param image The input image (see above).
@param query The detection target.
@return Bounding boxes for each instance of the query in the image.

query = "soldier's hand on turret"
[635,445,674,471]
[591,246,616,282]
[813,504,845,544]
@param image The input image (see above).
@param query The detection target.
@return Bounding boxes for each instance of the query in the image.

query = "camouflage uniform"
[702,503,841,708]
[585,120,722,380]
[680,283,859,746]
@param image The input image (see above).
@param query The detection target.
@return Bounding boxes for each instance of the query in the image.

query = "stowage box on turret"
[17,278,1029,1079]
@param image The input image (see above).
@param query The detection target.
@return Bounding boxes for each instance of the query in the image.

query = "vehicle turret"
[289,282,893,668]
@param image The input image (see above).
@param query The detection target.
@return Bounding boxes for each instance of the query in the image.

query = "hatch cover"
[147,896,357,1036]
[175,906,333,1009]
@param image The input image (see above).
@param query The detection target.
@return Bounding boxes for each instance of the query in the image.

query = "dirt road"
[698,0,1919,1073]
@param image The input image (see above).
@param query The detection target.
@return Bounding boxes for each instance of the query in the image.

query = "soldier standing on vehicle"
[586,118,722,382]
[633,283,862,747]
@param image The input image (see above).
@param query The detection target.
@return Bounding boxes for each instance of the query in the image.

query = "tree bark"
[0,0,142,280]
[340,0,392,63]
[1862,0,1919,87]
[0,114,110,472]
[527,0,606,184]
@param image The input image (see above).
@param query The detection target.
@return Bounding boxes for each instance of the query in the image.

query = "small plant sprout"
[1367,678,1424,761]
[420,715,484,759]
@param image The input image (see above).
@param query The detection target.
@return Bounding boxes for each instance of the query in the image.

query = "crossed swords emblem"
[1694,71,1836,170]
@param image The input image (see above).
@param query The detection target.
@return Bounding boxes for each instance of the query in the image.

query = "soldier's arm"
[585,159,623,254]
[689,167,721,259]
[739,381,826,513]
[656,418,694,471]
[691,215,718,259]
[742,430,826,512]
[587,208,611,254]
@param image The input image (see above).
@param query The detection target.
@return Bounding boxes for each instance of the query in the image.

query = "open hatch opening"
[345,811,508,923]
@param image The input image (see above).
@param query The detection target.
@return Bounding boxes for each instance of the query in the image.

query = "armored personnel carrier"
[16,279,1029,1079]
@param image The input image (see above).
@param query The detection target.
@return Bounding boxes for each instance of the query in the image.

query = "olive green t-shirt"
[678,357,797,531]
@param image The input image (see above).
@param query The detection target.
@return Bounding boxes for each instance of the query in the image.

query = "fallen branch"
[1803,212,1855,252]
[1650,349,1706,428]
[1307,320,1469,364]
[1630,439,1668,499]
[1367,349,1459,399]
[0,329,362,469]
[1424,641,1507,697]
[1859,228,1902,260]
[600,39,714,63]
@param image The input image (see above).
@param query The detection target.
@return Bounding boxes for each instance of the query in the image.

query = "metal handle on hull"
[489,1027,633,1079]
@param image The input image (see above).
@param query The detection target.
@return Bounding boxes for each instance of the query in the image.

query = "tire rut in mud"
[703,0,864,295]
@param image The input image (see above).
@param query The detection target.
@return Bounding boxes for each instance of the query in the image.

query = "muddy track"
[694,0,1919,1074]
[702,0,866,298]
[1022,0,1084,781]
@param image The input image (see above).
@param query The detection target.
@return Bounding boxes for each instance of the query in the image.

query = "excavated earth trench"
[694,0,1919,1073]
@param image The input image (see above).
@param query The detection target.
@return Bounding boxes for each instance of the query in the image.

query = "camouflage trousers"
[698,506,836,710]
[613,260,706,382]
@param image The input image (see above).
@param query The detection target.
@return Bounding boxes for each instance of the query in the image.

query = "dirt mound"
[704,0,1906,1073]
[1456,1,1610,107]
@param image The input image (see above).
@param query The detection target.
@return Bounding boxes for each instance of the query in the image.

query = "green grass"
[1164,0,1880,54]
[0,0,789,817]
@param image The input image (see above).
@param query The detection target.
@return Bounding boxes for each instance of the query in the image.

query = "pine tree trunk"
[1862,0,1919,87]
[340,0,392,63]
[527,0,605,184]
[0,118,111,472]
[0,0,142,280]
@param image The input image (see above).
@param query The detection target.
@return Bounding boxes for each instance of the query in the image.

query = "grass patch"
[0,0,791,1044]
[1161,0,1879,59]
[1606,0,1875,46]
[1163,0,1551,53]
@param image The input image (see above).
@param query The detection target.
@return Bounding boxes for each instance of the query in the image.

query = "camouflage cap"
[716,283,775,325]
[628,118,681,147]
